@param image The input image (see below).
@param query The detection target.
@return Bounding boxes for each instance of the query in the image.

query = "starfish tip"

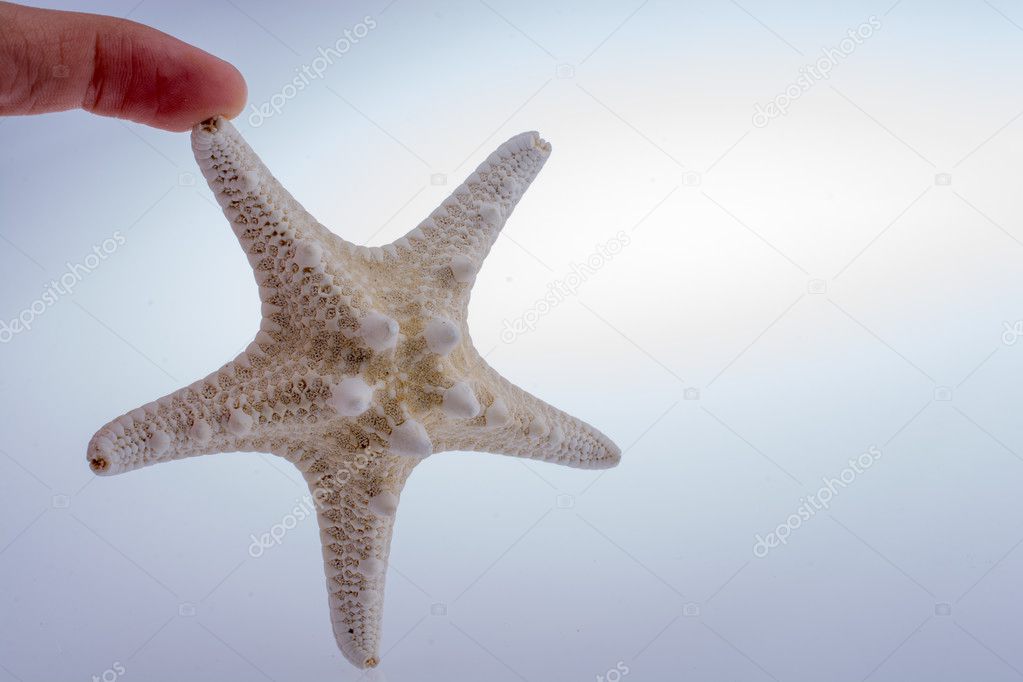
[196,116,223,133]
[600,439,623,469]
[509,130,551,156]
[86,432,116,475]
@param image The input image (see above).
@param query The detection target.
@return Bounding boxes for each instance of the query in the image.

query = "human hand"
[0,1,246,131]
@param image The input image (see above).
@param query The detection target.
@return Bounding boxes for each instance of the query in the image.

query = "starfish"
[86,116,621,669]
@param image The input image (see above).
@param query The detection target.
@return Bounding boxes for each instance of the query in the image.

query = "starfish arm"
[192,117,348,259]
[301,452,414,669]
[192,117,392,340]
[192,116,351,255]
[85,361,247,474]
[437,362,621,470]
[387,132,551,278]
[85,352,292,475]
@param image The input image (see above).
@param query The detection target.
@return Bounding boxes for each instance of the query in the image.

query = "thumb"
[0,1,247,131]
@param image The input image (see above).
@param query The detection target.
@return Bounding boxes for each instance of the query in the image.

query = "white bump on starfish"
[484,396,511,428]
[86,116,620,670]
[480,202,502,227]
[239,170,259,192]
[227,408,252,436]
[549,423,565,449]
[527,412,549,439]
[359,557,386,576]
[149,429,171,455]
[442,381,481,419]
[388,419,432,459]
[423,317,460,355]
[448,254,476,283]
[358,310,399,352]
[368,491,399,517]
[295,241,322,269]
[189,419,212,443]
[357,588,381,607]
[327,377,374,416]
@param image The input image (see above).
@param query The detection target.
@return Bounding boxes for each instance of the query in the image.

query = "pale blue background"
[3,0,1023,680]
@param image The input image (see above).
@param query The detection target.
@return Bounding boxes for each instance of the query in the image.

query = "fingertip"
[138,45,248,132]
[218,61,249,122]
[177,48,248,128]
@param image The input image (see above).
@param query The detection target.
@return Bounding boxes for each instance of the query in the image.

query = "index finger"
[0,1,247,131]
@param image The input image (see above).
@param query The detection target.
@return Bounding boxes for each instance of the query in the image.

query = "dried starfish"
[86,116,621,668]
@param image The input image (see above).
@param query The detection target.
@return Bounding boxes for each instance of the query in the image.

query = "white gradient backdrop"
[3,0,1023,680]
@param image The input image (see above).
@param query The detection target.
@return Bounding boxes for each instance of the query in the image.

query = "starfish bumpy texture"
[86,116,621,668]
